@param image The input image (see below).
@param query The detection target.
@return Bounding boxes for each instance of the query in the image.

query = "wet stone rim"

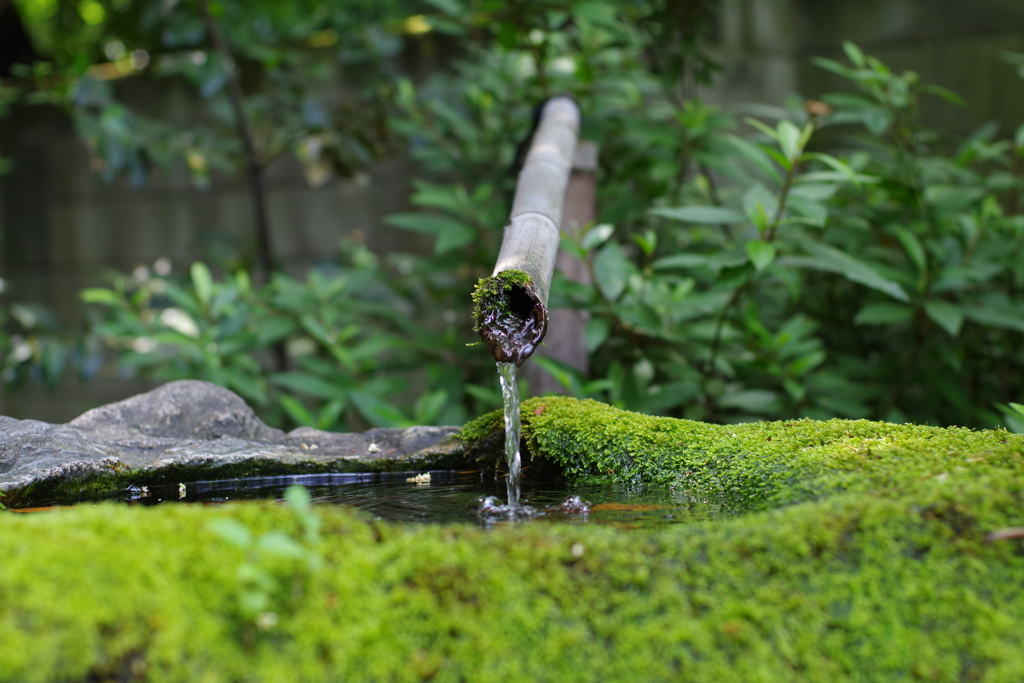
[0,380,464,508]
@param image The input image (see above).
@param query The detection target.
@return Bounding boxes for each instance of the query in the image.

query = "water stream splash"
[497,361,522,507]
[473,362,538,520]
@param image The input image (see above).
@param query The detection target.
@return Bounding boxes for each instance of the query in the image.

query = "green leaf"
[923,185,985,213]
[384,213,475,254]
[786,196,828,227]
[384,212,468,235]
[652,254,710,270]
[742,183,778,233]
[225,370,267,406]
[409,180,465,213]
[812,57,853,79]
[783,379,806,402]
[272,372,347,400]
[919,84,965,106]
[801,243,910,302]
[350,391,412,428]
[284,484,313,514]
[996,403,1024,433]
[893,226,927,273]
[531,355,582,395]
[776,120,803,163]
[208,518,252,547]
[717,389,778,412]
[316,399,346,430]
[593,241,629,301]
[234,270,251,296]
[726,135,782,185]
[257,531,305,558]
[649,206,745,224]
[256,318,295,347]
[584,317,611,352]
[191,262,214,305]
[804,153,876,187]
[434,224,477,254]
[924,300,964,337]
[80,288,122,306]
[744,117,779,141]
[413,389,447,425]
[279,394,316,427]
[423,0,463,18]
[745,240,776,271]
[788,350,826,376]
[962,305,1024,333]
[863,109,893,136]
[789,183,840,201]
[854,302,914,325]
[633,230,657,256]
[581,224,614,250]
[842,41,866,67]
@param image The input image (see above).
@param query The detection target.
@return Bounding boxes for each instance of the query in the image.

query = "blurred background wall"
[1,0,1023,422]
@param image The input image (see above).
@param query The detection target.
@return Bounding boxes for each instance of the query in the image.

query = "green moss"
[463,396,1024,512]
[2,478,1024,681]
[3,399,1024,681]
[470,269,532,333]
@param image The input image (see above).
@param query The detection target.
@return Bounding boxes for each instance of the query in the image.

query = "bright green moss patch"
[461,396,1024,511]
[3,399,1024,681]
[2,478,1024,682]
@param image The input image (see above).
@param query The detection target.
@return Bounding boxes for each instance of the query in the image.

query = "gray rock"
[0,380,464,505]
[69,380,287,444]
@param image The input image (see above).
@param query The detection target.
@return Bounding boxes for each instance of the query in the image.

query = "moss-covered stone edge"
[2,472,1024,682]
[456,396,1024,513]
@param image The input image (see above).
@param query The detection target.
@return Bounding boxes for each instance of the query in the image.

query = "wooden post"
[474,96,581,366]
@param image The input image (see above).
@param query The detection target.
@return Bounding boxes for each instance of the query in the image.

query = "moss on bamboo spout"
[472,269,548,366]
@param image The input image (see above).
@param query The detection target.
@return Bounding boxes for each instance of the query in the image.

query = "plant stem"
[197,0,286,373]
[699,161,734,243]
[1007,149,1023,216]
[196,0,275,282]
[765,164,796,242]
[705,283,745,378]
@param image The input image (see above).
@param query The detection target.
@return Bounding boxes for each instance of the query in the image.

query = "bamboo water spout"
[473,96,581,367]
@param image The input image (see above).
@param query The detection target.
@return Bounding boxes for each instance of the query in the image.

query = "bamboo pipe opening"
[473,96,581,366]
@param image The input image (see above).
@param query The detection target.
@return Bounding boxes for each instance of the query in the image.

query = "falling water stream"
[497,361,522,508]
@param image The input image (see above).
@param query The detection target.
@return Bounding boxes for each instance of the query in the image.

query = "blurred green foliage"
[207,485,323,632]
[10,0,406,198]
[384,10,1024,432]
[1,1,1022,432]
[541,41,1024,429]
[0,279,103,392]
[81,243,468,430]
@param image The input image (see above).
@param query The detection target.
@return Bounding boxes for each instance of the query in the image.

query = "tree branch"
[196,0,275,281]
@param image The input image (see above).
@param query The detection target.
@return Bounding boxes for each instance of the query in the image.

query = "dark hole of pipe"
[507,285,536,321]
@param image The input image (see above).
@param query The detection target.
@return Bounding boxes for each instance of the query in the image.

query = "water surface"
[116,470,732,529]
